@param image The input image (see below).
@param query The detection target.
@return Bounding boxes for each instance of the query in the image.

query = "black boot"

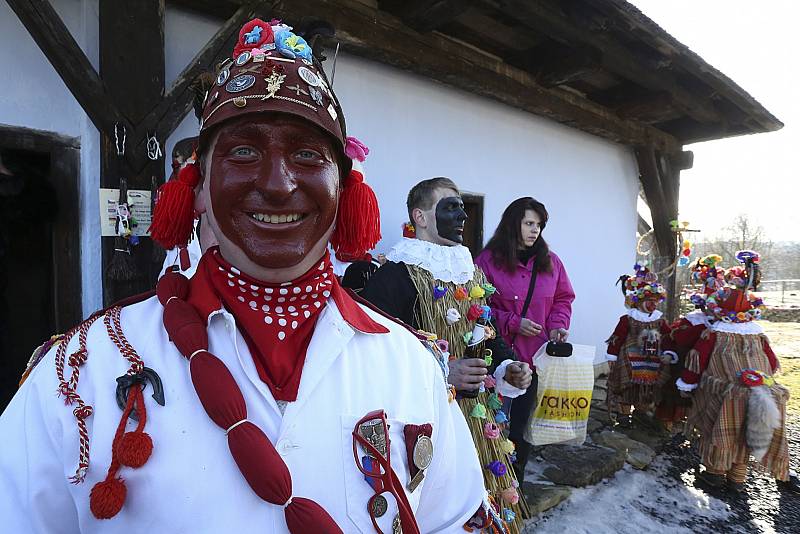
[695,469,726,489]
[777,472,800,494]
[512,439,532,483]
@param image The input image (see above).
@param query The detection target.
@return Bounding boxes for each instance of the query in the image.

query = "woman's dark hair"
[483,197,552,273]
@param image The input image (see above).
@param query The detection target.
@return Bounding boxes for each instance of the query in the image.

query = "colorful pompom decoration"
[499,438,515,455]
[433,285,448,300]
[454,287,469,301]
[503,508,516,522]
[483,422,501,439]
[488,392,502,411]
[481,283,497,296]
[483,375,496,389]
[445,308,461,325]
[486,460,508,477]
[469,285,486,300]
[495,411,509,424]
[500,487,520,505]
[470,403,487,419]
[467,304,483,322]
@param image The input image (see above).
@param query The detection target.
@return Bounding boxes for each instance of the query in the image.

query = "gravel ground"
[661,417,800,533]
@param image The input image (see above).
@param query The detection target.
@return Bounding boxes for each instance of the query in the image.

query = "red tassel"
[90,477,127,519]
[149,164,201,250]
[117,432,153,468]
[331,170,381,257]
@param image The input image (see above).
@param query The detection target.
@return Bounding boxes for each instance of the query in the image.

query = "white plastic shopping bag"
[524,343,596,446]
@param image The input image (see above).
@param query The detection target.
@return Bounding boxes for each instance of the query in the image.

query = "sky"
[629,0,799,243]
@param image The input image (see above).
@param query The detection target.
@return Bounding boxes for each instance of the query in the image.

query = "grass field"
[762,320,800,415]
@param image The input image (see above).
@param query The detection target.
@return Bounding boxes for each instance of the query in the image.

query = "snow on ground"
[524,453,738,534]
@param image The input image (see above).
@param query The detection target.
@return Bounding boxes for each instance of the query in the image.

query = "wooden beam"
[637,214,651,236]
[144,0,263,144]
[263,0,680,152]
[583,0,782,135]
[379,0,476,33]
[6,0,127,135]
[615,92,682,124]
[499,0,722,126]
[536,48,601,88]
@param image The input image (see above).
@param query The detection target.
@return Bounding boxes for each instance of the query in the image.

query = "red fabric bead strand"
[156,272,342,533]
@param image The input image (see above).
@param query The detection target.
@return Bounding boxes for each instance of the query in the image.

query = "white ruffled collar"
[385,238,475,284]
[684,309,711,327]
[712,320,763,335]
[627,308,663,323]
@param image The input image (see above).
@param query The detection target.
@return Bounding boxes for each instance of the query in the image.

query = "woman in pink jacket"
[475,197,575,481]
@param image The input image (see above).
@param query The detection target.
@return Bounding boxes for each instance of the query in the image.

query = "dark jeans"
[509,372,538,482]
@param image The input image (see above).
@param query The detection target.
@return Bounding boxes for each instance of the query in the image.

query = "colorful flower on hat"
[233,19,274,58]
[274,29,312,61]
[402,222,416,238]
[344,136,370,162]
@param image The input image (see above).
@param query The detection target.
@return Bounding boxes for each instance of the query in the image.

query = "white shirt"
[0,296,484,533]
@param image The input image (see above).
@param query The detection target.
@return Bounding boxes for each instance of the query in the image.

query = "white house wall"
[1,4,639,355]
[331,54,639,359]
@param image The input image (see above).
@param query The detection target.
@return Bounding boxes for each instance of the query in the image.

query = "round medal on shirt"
[412,435,433,471]
[371,494,388,518]
[235,51,251,66]
[226,74,256,93]
[297,66,321,87]
[216,68,230,86]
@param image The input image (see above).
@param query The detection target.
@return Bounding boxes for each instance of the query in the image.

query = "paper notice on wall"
[99,189,152,237]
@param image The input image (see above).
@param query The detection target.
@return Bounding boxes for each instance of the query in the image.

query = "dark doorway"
[0,125,81,411]
[461,193,484,258]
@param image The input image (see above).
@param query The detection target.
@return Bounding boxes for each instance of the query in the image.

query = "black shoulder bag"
[510,265,538,354]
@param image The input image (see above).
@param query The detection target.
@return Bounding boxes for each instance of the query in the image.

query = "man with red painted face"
[0,20,487,534]
[362,177,533,528]
[605,265,677,427]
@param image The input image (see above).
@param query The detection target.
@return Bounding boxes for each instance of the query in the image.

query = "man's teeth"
[250,213,303,223]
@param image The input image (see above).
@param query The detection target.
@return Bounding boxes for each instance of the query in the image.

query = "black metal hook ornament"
[115,367,165,421]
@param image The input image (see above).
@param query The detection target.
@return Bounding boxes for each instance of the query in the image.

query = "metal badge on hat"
[226,74,256,93]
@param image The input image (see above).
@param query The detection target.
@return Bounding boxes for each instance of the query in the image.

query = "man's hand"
[549,328,569,342]
[519,318,543,337]
[504,362,533,390]
[448,358,488,391]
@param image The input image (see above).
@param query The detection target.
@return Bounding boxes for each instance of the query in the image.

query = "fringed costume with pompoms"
[363,237,530,532]
[679,251,790,484]
[606,308,676,412]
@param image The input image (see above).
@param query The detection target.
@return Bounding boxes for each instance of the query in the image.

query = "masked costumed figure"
[1,20,488,533]
[655,254,724,427]
[363,177,532,532]
[679,251,798,492]
[605,265,677,426]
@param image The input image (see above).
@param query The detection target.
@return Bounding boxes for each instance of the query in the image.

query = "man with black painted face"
[0,20,487,534]
[362,177,533,527]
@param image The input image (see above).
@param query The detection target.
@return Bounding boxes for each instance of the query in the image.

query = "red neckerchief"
[190,247,388,401]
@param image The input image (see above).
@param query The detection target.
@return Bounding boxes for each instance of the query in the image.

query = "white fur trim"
[675,378,697,392]
[385,238,475,284]
[606,353,618,362]
[627,308,663,323]
[493,360,526,399]
[711,321,763,335]
[663,351,679,364]
[684,310,711,327]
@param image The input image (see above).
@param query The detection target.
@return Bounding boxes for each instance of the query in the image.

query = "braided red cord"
[104,307,144,374]
[54,313,100,484]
